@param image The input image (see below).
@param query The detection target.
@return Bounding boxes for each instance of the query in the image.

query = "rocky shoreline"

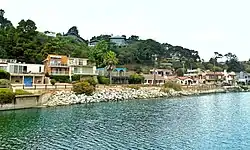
[43,86,239,107]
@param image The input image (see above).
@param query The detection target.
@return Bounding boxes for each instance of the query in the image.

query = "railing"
[51,72,69,75]
[12,84,73,90]
[49,63,69,67]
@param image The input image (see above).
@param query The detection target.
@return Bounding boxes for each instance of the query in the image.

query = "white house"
[0,59,45,86]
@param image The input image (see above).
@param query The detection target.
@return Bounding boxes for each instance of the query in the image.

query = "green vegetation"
[50,79,56,85]
[0,79,11,88]
[0,70,10,80]
[0,9,249,74]
[50,76,70,83]
[15,89,32,95]
[163,81,182,91]
[128,74,145,84]
[0,88,15,105]
[97,76,110,85]
[73,81,95,95]
[72,75,81,81]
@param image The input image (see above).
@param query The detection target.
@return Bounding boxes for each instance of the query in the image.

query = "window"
[39,66,41,72]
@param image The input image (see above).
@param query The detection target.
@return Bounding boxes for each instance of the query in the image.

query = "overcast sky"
[2,0,250,61]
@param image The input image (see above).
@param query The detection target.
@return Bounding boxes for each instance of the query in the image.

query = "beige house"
[143,74,165,85]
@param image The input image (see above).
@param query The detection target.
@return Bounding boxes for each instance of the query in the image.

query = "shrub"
[164,81,182,91]
[0,69,10,79]
[176,68,185,77]
[50,75,70,83]
[0,88,15,105]
[127,85,140,90]
[50,79,56,85]
[72,75,81,81]
[73,81,95,95]
[160,87,171,93]
[128,74,145,84]
[15,89,32,95]
[85,77,98,87]
[97,76,110,85]
[0,79,11,88]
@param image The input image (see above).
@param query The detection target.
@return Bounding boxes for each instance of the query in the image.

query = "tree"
[103,51,118,84]
[88,40,110,67]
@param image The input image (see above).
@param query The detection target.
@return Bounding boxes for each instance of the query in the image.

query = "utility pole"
[152,54,158,85]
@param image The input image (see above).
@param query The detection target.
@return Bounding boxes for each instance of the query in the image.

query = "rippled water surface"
[1,93,250,149]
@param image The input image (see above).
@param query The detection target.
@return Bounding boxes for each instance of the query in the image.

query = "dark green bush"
[0,70,10,79]
[72,75,81,81]
[73,81,95,95]
[0,88,15,105]
[0,79,11,88]
[128,74,144,84]
[97,76,110,85]
[50,79,56,85]
[50,75,70,83]
[163,81,182,91]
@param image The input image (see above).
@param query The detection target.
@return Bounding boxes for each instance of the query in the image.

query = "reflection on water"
[1,93,250,149]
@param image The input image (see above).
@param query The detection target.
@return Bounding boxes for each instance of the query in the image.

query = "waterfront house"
[0,59,45,86]
[96,67,129,84]
[68,57,97,78]
[143,74,165,85]
[236,71,250,85]
[176,77,196,86]
[149,69,173,78]
[44,54,69,76]
[44,55,97,81]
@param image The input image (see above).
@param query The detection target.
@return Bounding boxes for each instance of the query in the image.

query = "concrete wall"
[14,95,41,107]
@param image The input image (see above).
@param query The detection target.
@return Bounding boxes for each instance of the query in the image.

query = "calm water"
[1,93,250,149]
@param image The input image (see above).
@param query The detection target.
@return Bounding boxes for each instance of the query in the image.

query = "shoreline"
[42,86,245,107]
[0,86,247,111]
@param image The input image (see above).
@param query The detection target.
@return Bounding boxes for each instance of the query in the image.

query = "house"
[0,59,45,86]
[88,40,99,47]
[44,55,69,76]
[109,36,126,46]
[143,74,165,85]
[184,68,203,78]
[68,57,97,78]
[149,69,173,78]
[96,67,129,84]
[204,72,224,84]
[236,71,250,85]
[44,55,97,81]
[224,70,236,85]
[176,77,197,86]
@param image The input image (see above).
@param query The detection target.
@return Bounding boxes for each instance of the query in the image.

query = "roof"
[114,68,127,72]
[110,36,126,39]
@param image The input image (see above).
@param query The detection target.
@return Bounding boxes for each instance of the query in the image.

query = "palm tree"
[189,58,194,70]
[103,51,118,84]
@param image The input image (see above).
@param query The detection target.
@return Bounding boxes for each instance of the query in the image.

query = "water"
[1,93,250,149]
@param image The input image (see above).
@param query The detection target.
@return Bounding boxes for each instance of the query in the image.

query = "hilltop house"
[109,36,126,46]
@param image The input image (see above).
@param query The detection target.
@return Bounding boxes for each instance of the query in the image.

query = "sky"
[1,0,250,61]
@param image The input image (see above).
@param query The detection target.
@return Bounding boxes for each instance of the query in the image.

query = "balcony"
[49,63,69,68]
[73,71,97,76]
[51,71,69,76]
